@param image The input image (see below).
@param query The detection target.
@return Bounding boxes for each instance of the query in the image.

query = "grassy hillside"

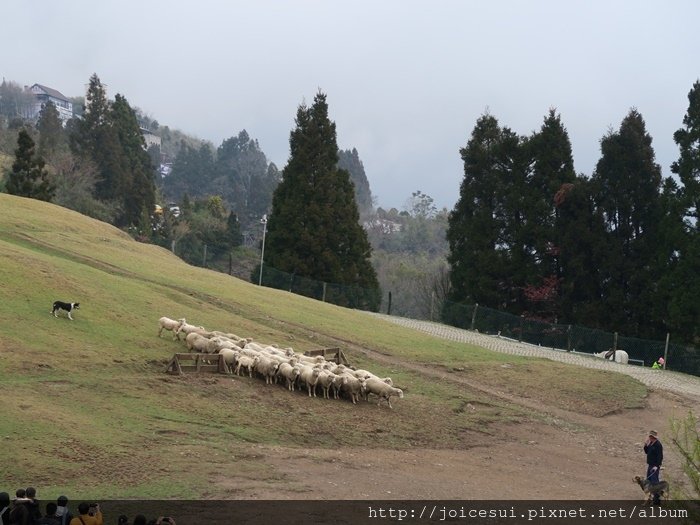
[0,193,647,498]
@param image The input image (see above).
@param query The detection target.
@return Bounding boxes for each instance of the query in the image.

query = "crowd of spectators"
[0,490,175,525]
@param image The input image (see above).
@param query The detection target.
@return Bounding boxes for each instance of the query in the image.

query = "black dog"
[51,301,80,320]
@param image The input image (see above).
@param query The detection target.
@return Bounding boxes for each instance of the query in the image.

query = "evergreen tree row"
[447,81,700,345]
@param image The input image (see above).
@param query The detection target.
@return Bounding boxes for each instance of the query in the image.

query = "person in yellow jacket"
[651,357,664,369]
[69,502,103,525]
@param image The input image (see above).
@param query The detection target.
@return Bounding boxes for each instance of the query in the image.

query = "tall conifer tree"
[37,101,64,156]
[524,110,577,320]
[265,92,379,309]
[447,113,525,311]
[110,94,156,227]
[667,80,700,342]
[5,129,55,201]
[591,109,663,335]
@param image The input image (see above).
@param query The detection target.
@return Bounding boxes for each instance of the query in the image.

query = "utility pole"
[258,214,267,286]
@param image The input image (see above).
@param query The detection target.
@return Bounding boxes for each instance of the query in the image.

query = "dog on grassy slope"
[634,475,669,505]
[51,301,80,320]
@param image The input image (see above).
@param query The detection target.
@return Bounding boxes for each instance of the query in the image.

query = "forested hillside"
[3,74,700,352]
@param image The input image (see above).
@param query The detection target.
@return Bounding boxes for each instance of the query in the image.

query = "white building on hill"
[27,84,73,125]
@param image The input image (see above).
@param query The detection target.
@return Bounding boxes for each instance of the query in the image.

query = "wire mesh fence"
[196,244,699,377]
[441,299,699,375]
[259,265,382,311]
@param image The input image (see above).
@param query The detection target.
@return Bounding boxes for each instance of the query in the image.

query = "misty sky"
[3,0,699,210]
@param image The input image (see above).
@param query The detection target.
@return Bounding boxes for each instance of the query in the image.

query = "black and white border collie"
[51,301,80,320]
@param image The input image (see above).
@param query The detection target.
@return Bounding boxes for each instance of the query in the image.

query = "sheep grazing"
[158,317,186,340]
[361,378,404,409]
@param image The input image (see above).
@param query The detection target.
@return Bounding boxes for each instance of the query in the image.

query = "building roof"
[31,84,70,102]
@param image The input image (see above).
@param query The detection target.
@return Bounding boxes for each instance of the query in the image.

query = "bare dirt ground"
[214,315,700,500]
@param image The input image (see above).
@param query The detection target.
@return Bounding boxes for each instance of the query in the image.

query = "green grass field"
[0,193,648,498]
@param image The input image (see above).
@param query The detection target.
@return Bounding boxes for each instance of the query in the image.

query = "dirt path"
[215,314,700,500]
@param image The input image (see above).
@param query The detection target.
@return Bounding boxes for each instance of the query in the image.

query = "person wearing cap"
[644,429,664,502]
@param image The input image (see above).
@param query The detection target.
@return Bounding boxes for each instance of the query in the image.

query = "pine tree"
[69,73,127,205]
[554,179,609,326]
[591,109,664,336]
[447,113,525,311]
[265,91,380,309]
[524,109,577,320]
[5,129,55,201]
[37,101,64,156]
[338,148,373,217]
[672,80,700,223]
[110,94,156,227]
[667,80,700,343]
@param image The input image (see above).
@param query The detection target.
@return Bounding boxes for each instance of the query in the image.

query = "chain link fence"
[259,266,382,311]
[196,245,699,377]
[441,300,699,375]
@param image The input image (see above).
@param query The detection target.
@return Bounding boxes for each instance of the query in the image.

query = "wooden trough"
[165,353,227,375]
[304,347,349,365]
[165,347,349,376]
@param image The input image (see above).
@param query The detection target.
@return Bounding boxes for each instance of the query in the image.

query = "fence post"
[567,325,572,352]
[171,239,176,254]
[202,244,207,267]
[613,332,618,350]
[430,292,435,321]
[519,315,524,343]
[387,291,392,316]
[471,303,478,331]
[663,333,670,370]
[322,282,327,302]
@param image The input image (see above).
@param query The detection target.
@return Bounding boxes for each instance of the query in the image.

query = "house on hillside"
[141,126,161,150]
[27,84,74,125]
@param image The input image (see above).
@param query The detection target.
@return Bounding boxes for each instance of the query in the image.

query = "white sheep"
[158,317,186,340]
[234,355,256,377]
[276,362,301,391]
[185,332,210,353]
[253,355,280,385]
[218,348,238,374]
[206,337,241,354]
[316,370,340,399]
[297,365,321,397]
[177,322,210,338]
[339,373,362,404]
[361,378,404,409]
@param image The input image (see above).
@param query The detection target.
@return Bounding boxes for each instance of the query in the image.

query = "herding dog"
[633,475,669,505]
[51,301,80,320]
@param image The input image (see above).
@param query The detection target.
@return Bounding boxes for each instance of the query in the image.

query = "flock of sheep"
[158,317,405,408]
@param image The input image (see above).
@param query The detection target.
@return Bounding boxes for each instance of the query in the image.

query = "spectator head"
[0,492,10,507]
[57,495,68,507]
[78,502,90,515]
[26,487,37,499]
[46,502,58,516]
[16,488,26,498]
[133,514,148,525]
[118,515,129,525]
